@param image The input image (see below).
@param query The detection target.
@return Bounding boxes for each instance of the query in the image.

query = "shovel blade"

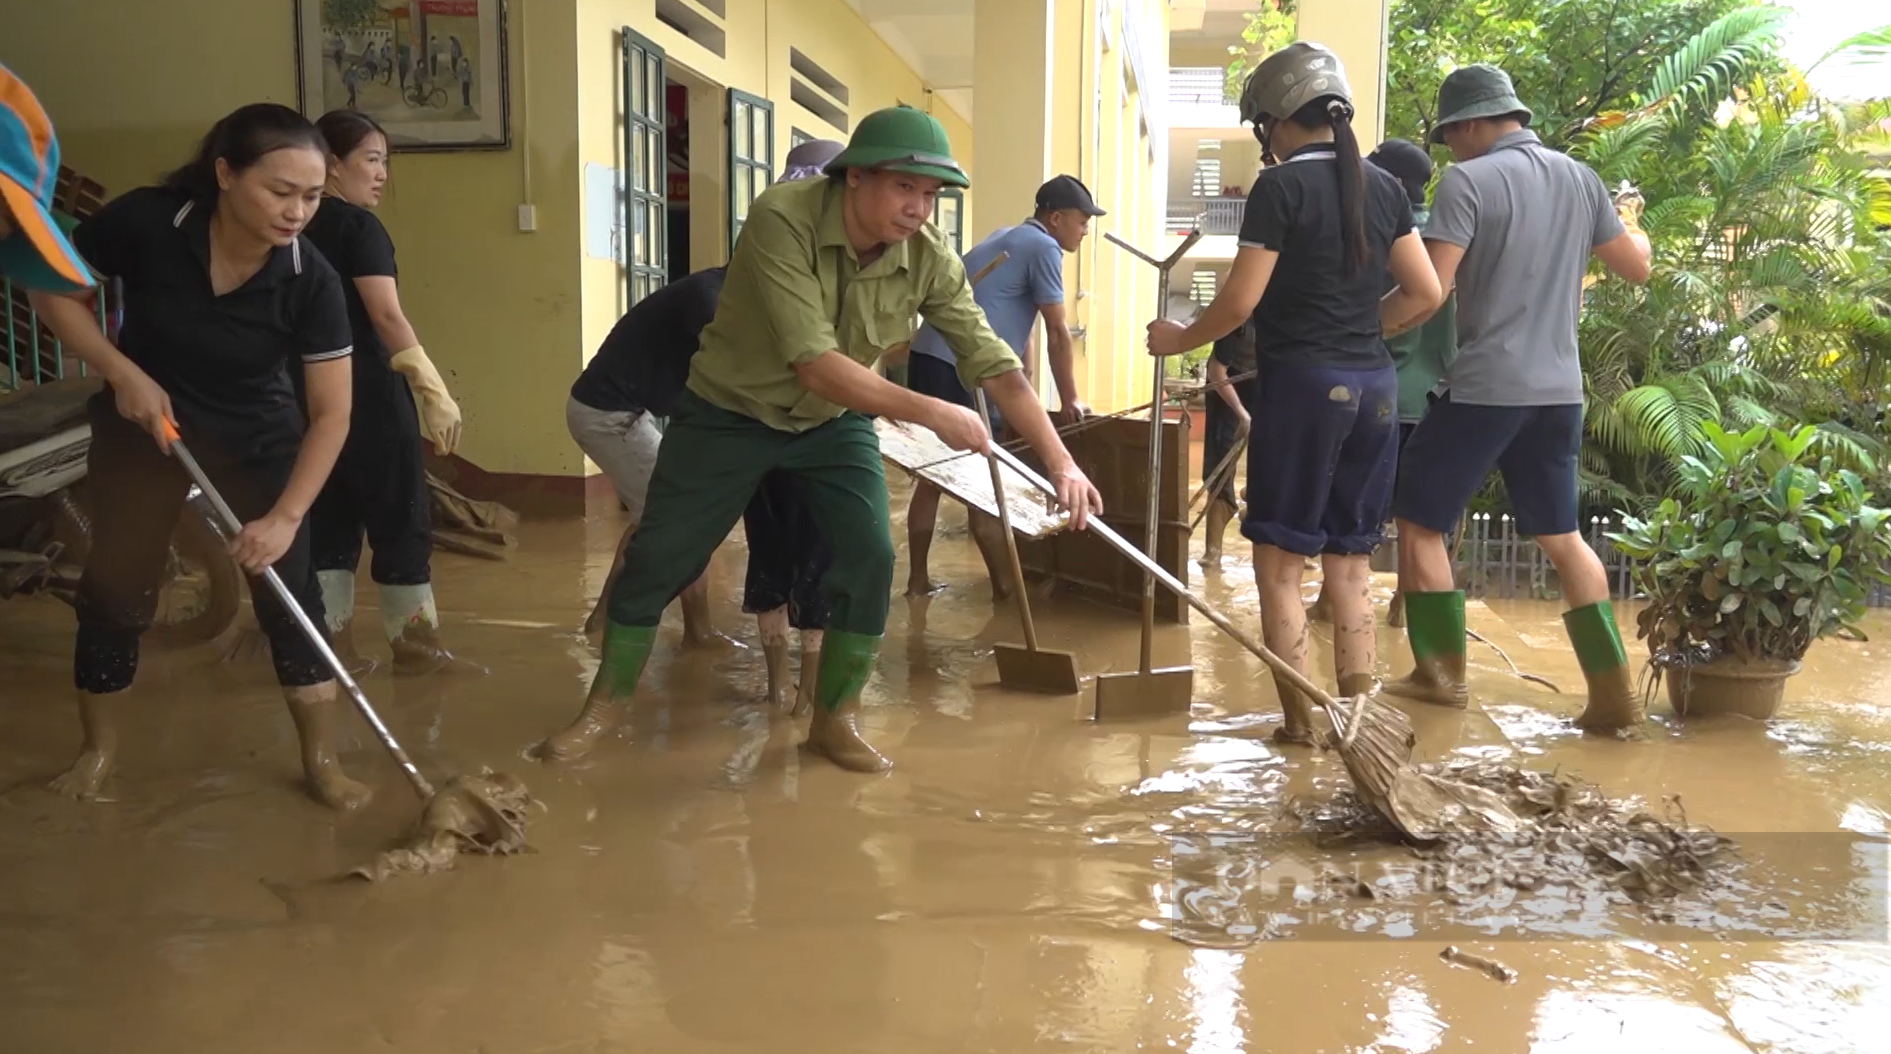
[993,642,1082,696]
[1093,666,1195,719]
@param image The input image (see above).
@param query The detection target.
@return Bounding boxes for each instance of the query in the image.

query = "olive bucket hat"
[824,105,970,189]
[1430,64,1533,144]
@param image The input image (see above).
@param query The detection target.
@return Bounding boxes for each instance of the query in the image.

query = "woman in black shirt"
[29,103,370,810]
[1147,43,1443,745]
[300,109,479,677]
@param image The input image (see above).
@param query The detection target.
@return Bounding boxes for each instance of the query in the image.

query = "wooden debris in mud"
[1440,945,1518,983]
[1290,759,1742,910]
[428,473,519,561]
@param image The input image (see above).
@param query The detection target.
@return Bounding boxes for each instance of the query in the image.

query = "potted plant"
[1608,422,1891,719]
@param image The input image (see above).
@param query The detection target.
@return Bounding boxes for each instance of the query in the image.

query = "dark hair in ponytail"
[1287,97,1368,276]
[161,103,328,204]
[315,109,388,162]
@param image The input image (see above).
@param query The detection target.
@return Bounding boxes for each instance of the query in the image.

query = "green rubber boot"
[539,622,658,761]
[1384,590,1469,708]
[803,630,891,773]
[1564,601,1643,732]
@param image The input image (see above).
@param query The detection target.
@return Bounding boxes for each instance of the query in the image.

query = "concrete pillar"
[1297,0,1389,145]
[972,0,1054,243]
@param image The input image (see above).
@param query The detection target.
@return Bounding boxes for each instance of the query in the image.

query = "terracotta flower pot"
[1664,655,1801,720]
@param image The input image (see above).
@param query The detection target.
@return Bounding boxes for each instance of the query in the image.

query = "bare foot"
[305,761,374,812]
[1271,726,1319,747]
[989,574,1014,603]
[905,575,947,597]
[47,750,112,800]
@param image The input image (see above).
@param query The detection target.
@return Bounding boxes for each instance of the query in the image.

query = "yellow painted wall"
[3,0,1167,477]
[573,0,976,368]
[1299,0,1390,145]
[1169,41,1230,68]
[0,0,588,478]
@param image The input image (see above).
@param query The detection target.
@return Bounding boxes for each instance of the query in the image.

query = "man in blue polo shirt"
[903,175,1101,597]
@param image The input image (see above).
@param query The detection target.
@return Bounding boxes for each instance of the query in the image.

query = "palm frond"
[1572,117,1668,183]
[1805,24,1891,77]
[1644,7,1789,118]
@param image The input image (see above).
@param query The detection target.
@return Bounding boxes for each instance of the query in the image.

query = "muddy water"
[2,472,1889,1052]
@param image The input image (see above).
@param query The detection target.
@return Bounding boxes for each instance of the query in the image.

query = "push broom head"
[351,769,539,881]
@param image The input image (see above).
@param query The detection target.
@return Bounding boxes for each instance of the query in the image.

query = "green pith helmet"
[824,105,970,188]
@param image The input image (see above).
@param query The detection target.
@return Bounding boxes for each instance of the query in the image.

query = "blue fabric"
[1241,363,1399,556]
[910,220,1063,364]
[1202,376,1256,505]
[905,353,1002,435]
[1393,394,1583,537]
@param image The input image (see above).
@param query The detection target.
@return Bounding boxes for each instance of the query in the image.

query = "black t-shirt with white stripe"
[1238,142,1415,371]
[72,185,352,458]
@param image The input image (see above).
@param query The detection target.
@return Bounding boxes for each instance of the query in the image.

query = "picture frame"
[294,0,511,152]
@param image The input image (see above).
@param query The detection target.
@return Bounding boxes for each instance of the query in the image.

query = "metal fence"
[1167,196,1246,235]
[1169,67,1236,108]
[3,276,109,392]
[1415,513,1891,607]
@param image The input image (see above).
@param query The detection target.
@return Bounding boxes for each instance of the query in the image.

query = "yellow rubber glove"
[389,345,463,456]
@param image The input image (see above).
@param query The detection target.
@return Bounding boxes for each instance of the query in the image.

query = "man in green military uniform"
[539,106,1105,773]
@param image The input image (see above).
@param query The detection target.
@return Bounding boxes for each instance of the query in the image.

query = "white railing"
[1170,67,1236,108]
[1167,197,1246,236]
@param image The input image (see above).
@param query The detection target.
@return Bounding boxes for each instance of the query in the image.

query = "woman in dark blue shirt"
[30,104,370,811]
[1147,43,1442,745]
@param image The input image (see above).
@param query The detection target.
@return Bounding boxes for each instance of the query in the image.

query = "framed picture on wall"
[295,0,510,152]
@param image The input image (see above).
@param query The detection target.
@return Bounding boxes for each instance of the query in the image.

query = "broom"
[986,444,1439,832]
[163,421,537,879]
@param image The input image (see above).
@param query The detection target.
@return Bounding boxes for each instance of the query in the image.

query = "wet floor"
[2,471,1890,1052]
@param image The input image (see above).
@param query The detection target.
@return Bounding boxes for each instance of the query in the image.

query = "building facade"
[1166,0,1389,308]
[3,0,1177,508]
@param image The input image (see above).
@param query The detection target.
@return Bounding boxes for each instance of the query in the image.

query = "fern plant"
[1565,10,1891,514]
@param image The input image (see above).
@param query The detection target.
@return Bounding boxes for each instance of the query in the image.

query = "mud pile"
[1288,758,1741,910]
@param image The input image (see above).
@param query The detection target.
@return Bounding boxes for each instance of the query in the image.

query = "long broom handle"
[990,442,1344,716]
[973,389,1038,650]
[1188,418,1248,512]
[161,421,436,799]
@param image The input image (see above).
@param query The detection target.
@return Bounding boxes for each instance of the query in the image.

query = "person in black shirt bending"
[1147,44,1443,744]
[294,109,481,677]
[1199,318,1255,568]
[566,139,845,713]
[29,104,370,811]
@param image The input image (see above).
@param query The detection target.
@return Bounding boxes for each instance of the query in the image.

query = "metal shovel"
[972,389,1080,695]
[160,420,533,879]
[1092,229,1201,719]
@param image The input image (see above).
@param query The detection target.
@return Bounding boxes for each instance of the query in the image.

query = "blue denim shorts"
[1242,363,1399,556]
[1392,394,1582,537]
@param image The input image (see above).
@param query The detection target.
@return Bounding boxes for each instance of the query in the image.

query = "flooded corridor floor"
[3,477,1891,1053]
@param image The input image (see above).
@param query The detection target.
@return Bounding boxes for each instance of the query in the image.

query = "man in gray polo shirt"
[1386,64,1651,732]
